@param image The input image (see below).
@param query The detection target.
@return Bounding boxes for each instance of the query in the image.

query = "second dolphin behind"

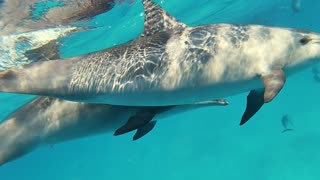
[0,96,228,166]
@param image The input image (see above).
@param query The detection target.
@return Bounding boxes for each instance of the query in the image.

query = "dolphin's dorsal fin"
[141,0,187,37]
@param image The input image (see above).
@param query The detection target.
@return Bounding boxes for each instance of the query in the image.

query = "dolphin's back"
[68,32,171,95]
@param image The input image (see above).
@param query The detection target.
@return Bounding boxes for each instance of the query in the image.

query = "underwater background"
[1,0,320,179]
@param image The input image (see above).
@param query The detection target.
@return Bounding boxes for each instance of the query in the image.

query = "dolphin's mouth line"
[309,38,320,43]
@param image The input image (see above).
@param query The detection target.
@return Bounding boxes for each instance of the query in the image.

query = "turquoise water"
[31,1,65,20]
[1,0,320,179]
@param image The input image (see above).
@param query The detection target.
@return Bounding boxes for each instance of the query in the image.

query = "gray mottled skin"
[0,0,320,106]
[0,96,227,166]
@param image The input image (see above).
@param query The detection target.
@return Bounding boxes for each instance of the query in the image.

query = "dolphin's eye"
[300,37,311,45]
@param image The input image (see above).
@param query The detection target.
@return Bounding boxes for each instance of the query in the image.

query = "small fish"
[281,114,294,133]
[311,66,320,83]
[291,0,301,13]
[313,74,320,83]
[312,66,320,75]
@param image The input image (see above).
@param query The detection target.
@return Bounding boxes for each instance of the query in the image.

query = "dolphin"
[0,0,116,35]
[291,0,301,13]
[311,66,320,83]
[0,96,228,166]
[281,114,294,133]
[0,0,123,69]
[0,26,79,71]
[0,0,320,124]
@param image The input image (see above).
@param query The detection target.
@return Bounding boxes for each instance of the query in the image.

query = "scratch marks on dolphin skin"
[186,28,214,65]
[258,27,272,40]
[188,27,217,52]
[228,25,250,48]
[68,32,171,94]
[176,27,217,85]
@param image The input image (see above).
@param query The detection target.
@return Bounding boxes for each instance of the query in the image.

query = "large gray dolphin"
[0,0,320,124]
[0,96,228,166]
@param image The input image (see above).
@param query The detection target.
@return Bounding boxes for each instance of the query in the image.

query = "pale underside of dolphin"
[0,96,228,166]
[1,0,320,124]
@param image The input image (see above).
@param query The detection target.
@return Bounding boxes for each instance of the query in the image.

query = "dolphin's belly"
[44,105,137,144]
[66,77,263,106]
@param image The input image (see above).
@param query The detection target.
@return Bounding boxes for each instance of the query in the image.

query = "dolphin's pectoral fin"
[240,68,286,125]
[133,121,157,141]
[114,111,156,136]
[240,88,265,125]
[261,67,286,103]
